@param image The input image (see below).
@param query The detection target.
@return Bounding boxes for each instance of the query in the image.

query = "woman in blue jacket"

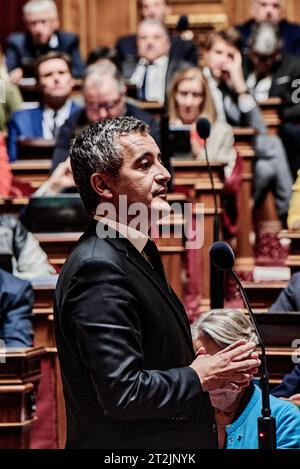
[192,309,300,449]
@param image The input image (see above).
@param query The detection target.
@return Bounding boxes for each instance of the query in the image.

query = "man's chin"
[151,198,171,217]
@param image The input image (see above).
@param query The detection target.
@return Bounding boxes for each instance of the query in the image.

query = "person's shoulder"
[235,19,254,32]
[270,392,300,417]
[10,105,41,121]
[57,30,79,42]
[281,19,300,34]
[211,120,234,137]
[6,32,26,45]
[116,34,136,47]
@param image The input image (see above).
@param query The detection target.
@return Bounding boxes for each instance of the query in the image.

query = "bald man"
[236,0,300,55]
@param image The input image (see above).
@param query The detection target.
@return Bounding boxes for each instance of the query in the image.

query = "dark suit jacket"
[6,30,85,78]
[236,19,300,55]
[116,34,198,66]
[0,268,33,347]
[51,103,160,171]
[7,101,81,162]
[54,221,216,449]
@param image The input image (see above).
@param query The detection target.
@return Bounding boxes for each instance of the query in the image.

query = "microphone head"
[176,15,189,32]
[196,118,211,140]
[209,241,235,271]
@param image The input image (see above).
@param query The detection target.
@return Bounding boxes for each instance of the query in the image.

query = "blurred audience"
[0,47,23,132]
[236,0,300,55]
[6,0,85,82]
[116,0,198,67]
[0,214,56,280]
[35,158,76,196]
[245,23,300,180]
[0,136,13,196]
[125,19,187,103]
[0,268,33,348]
[8,51,81,161]
[192,308,300,449]
[202,28,293,226]
[51,62,159,171]
[87,46,121,71]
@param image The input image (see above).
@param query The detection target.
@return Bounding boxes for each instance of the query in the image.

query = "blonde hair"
[191,309,258,349]
[167,67,217,124]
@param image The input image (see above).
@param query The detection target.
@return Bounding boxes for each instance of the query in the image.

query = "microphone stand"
[203,141,224,309]
[230,269,277,449]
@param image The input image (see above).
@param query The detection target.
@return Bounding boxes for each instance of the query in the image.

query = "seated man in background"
[192,308,300,449]
[0,267,33,348]
[126,19,187,103]
[245,23,300,180]
[8,51,81,161]
[0,214,56,280]
[202,28,293,226]
[51,62,159,171]
[6,0,85,82]
[236,0,300,55]
[116,0,198,67]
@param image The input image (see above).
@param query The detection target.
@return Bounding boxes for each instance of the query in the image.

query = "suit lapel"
[103,233,193,349]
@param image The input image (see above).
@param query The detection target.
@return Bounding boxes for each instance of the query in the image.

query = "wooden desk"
[18,139,55,160]
[243,281,287,309]
[11,159,51,189]
[0,347,46,449]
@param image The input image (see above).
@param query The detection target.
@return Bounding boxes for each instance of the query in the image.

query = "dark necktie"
[143,239,170,290]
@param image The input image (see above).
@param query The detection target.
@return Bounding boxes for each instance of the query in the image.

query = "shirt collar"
[94,215,149,253]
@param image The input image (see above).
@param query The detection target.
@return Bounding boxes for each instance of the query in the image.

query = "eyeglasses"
[86,96,123,113]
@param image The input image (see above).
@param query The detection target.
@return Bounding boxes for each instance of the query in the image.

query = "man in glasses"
[51,62,160,171]
[6,0,85,83]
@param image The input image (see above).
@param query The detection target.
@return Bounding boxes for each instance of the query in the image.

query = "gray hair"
[84,63,126,95]
[23,0,58,16]
[137,18,169,38]
[70,117,150,214]
[249,23,281,55]
[191,309,258,349]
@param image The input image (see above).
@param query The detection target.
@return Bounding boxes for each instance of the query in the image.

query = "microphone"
[196,118,223,309]
[210,241,277,449]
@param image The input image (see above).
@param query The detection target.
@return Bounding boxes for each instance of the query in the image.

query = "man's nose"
[156,162,171,182]
[98,107,109,120]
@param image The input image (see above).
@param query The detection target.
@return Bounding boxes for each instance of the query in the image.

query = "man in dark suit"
[116,0,198,67]
[6,0,85,82]
[54,115,260,449]
[0,268,33,348]
[51,63,160,171]
[123,19,187,103]
[8,51,81,161]
[236,0,300,55]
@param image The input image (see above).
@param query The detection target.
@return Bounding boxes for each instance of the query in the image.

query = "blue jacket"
[8,101,82,161]
[236,19,300,55]
[0,268,33,347]
[6,30,85,78]
[225,384,300,449]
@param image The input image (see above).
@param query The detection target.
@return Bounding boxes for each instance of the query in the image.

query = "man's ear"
[90,173,113,200]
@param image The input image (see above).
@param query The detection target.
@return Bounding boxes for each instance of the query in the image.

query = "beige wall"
[57,0,300,59]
